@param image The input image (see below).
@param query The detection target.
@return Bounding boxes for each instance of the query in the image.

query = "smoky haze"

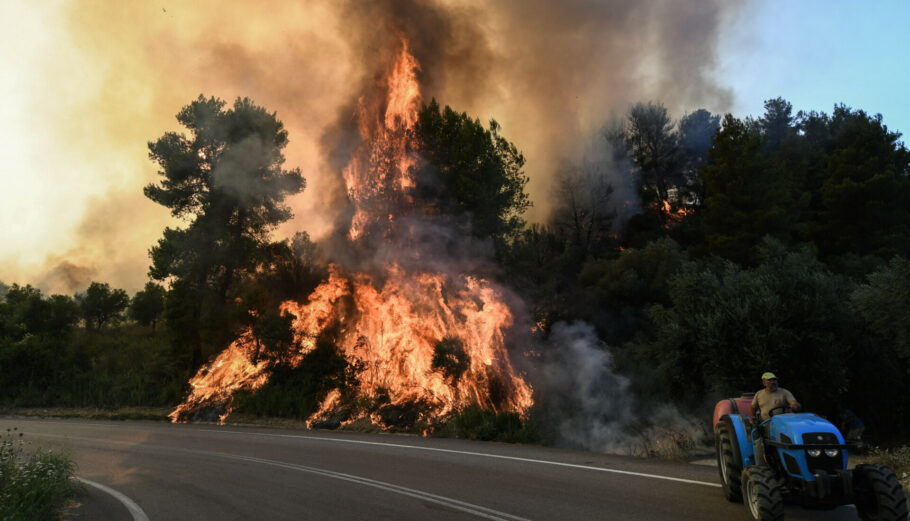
[322,0,738,224]
[3,0,739,294]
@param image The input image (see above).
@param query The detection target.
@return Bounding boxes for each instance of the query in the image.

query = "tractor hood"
[770,413,845,444]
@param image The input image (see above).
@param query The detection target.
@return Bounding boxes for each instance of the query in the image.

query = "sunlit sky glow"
[1,0,907,294]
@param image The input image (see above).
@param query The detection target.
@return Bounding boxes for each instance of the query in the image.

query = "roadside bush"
[437,406,536,443]
[0,428,77,521]
[233,337,349,420]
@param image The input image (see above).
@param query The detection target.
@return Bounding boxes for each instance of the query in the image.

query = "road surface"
[0,417,864,520]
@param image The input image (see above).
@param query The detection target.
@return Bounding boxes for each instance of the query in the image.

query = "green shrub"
[438,406,536,443]
[0,428,77,521]
[233,337,349,420]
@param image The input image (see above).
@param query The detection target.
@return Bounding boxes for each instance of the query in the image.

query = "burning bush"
[438,406,535,443]
[233,337,350,422]
[431,337,470,382]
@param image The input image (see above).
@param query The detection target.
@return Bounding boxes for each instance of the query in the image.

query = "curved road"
[1,418,862,520]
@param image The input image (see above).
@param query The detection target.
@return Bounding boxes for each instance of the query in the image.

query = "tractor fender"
[721,414,755,468]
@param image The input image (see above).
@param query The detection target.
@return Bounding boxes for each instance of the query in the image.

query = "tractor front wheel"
[741,465,784,521]
[854,463,908,521]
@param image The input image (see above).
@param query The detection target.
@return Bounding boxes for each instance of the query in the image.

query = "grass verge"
[0,427,77,521]
[855,445,910,500]
[0,407,172,422]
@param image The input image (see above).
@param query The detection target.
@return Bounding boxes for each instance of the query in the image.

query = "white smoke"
[531,321,708,457]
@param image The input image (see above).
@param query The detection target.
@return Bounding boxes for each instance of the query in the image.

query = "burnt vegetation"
[1,95,909,445]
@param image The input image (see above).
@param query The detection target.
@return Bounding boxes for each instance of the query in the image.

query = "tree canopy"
[415,100,530,246]
[129,282,166,330]
[78,282,129,329]
[700,102,910,267]
[145,95,305,367]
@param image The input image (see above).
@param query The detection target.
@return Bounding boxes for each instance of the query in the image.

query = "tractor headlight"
[824,449,839,457]
[807,449,822,457]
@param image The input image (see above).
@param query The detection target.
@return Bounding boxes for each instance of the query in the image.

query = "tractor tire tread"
[854,464,909,521]
[743,465,784,521]
[717,422,743,502]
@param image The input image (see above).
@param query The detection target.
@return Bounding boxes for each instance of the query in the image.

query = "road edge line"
[76,477,150,521]
[205,429,722,488]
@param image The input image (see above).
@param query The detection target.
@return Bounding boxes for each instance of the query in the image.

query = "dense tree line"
[500,98,910,441]
[1,94,908,442]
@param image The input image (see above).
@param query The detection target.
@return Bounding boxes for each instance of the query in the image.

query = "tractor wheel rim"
[745,478,760,519]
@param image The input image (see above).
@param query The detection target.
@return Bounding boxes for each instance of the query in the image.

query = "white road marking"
[19,420,720,488]
[216,452,531,521]
[203,429,722,488]
[76,477,151,521]
[34,432,526,521]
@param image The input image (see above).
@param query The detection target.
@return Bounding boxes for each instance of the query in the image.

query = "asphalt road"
[1,417,865,520]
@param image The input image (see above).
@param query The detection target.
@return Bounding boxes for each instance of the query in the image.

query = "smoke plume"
[530,322,707,455]
[2,0,741,292]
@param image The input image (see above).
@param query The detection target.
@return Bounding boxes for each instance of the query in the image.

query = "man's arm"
[785,390,801,412]
[751,399,760,423]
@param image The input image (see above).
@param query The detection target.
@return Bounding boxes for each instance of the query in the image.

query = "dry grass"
[224,413,310,429]
[226,414,386,434]
[0,407,171,422]
[853,445,910,499]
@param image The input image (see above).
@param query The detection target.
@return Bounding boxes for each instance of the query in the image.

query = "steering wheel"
[767,406,792,417]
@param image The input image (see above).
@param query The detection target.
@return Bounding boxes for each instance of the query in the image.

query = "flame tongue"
[282,264,532,425]
[171,38,533,427]
[385,39,421,131]
[345,39,422,241]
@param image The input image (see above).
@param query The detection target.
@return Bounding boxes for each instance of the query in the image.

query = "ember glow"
[170,39,533,427]
[659,199,694,228]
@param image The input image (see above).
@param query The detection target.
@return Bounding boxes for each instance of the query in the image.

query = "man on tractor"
[751,371,801,424]
[714,372,908,520]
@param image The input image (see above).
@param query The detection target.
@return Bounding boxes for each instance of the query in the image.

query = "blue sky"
[719,0,909,140]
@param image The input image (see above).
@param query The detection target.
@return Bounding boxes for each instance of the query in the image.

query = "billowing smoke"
[531,322,636,449]
[530,322,707,456]
[2,0,742,292]
[549,128,640,249]
[36,261,97,295]
[320,0,738,224]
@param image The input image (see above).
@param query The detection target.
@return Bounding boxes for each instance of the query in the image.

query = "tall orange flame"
[170,38,533,427]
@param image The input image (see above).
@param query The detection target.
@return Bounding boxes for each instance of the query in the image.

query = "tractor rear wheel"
[741,465,783,521]
[716,422,742,502]
[854,463,908,521]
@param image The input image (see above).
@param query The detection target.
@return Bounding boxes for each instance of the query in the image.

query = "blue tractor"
[714,394,908,520]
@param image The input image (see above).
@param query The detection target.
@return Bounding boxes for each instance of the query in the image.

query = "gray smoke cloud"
[36,260,97,295]
[320,0,740,225]
[528,321,708,456]
[5,0,741,293]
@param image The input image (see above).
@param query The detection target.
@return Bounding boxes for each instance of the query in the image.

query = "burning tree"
[170,38,534,428]
[145,96,306,368]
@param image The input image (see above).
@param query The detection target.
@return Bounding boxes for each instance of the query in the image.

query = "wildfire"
[170,37,533,427]
[659,199,694,228]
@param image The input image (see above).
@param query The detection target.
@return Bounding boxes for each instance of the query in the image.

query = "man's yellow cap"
[762,372,777,380]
